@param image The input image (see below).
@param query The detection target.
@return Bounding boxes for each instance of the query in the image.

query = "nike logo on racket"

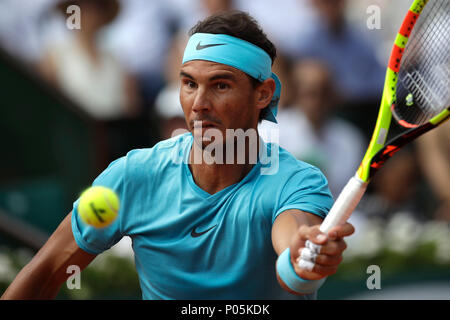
[196,42,225,50]
[191,224,218,237]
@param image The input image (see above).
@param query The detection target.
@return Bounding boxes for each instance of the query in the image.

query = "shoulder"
[258,143,333,220]
[262,142,327,183]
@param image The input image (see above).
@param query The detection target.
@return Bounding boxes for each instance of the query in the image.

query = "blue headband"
[182,33,281,123]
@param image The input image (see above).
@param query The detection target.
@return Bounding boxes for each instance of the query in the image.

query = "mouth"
[192,120,220,130]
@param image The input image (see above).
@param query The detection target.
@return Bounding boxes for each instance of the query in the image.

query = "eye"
[183,79,197,89]
[216,82,230,90]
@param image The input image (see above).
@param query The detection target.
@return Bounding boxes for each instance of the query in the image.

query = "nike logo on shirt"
[191,224,218,237]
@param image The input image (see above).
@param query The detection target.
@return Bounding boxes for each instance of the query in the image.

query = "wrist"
[276,247,326,294]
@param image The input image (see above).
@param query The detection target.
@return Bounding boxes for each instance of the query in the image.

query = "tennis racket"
[312,0,450,236]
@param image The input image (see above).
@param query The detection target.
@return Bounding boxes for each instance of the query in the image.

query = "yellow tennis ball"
[78,186,119,228]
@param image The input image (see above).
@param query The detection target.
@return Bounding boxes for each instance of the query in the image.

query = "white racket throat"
[319,176,368,233]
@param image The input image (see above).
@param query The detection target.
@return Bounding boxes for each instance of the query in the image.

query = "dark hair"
[189,10,277,121]
[189,10,276,64]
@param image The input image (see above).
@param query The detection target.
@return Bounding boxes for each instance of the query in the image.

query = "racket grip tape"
[319,176,368,234]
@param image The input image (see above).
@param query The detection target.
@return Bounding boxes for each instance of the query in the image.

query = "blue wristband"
[276,248,326,294]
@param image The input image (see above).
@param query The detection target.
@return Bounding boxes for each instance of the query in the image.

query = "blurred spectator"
[154,32,189,140]
[290,0,385,105]
[271,54,295,109]
[416,124,450,222]
[259,59,366,197]
[235,0,318,57]
[103,0,176,109]
[0,0,52,65]
[38,0,141,120]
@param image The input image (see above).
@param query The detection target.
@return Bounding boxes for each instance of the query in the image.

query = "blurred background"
[0,0,449,299]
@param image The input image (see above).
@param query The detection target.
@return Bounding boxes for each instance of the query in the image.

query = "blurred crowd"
[0,0,448,224]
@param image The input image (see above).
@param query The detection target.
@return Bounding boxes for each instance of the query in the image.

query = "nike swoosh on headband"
[196,42,226,50]
[191,224,218,237]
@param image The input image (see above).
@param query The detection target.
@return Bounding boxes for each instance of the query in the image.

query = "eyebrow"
[179,71,194,80]
[179,71,237,82]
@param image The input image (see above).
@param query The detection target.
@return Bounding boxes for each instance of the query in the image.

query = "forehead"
[180,60,248,79]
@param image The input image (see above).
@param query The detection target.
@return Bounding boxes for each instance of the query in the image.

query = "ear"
[255,78,276,111]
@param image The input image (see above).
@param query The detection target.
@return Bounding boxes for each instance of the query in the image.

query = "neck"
[188,135,262,194]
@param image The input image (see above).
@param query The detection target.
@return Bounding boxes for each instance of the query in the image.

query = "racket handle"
[319,176,368,234]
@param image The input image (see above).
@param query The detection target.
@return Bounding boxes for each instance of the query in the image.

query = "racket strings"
[395,0,450,126]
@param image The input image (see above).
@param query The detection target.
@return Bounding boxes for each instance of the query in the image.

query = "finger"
[327,223,355,240]
[298,248,343,267]
[313,253,343,267]
[295,259,338,279]
[319,239,347,255]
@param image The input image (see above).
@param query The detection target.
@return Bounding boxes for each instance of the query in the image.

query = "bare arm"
[271,209,323,255]
[1,212,96,299]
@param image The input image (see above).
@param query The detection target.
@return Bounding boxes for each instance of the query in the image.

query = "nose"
[191,87,212,113]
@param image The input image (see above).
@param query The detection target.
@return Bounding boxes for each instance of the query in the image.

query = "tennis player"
[1,11,353,300]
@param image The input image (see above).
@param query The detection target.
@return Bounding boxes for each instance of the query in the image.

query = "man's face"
[179,60,261,147]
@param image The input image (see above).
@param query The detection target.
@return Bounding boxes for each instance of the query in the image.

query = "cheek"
[179,90,192,114]
[232,91,257,116]
[219,95,242,118]
[224,95,256,127]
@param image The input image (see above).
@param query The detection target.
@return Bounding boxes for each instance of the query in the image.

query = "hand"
[289,223,354,280]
